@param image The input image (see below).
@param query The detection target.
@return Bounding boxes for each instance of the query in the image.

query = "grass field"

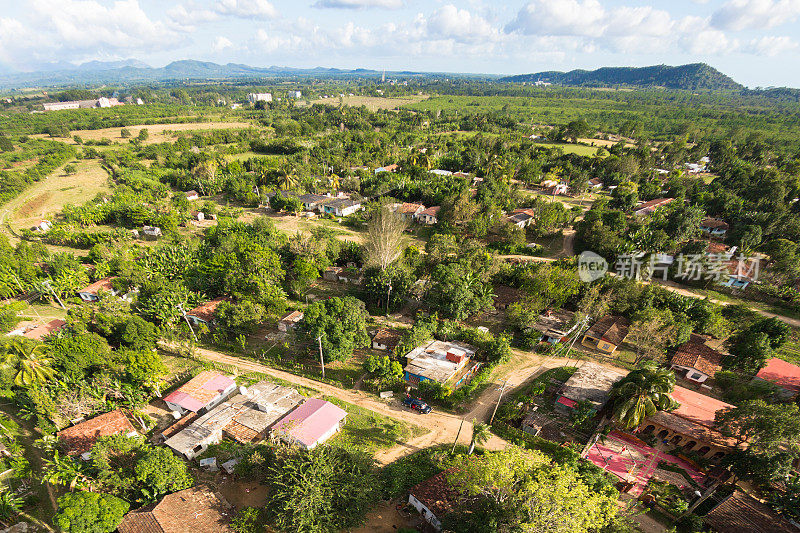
[32,121,254,146]
[531,142,606,156]
[308,95,428,111]
[2,159,111,233]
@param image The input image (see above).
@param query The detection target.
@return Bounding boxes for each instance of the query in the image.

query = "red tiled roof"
[701,218,729,230]
[419,206,440,216]
[704,491,799,533]
[671,334,724,377]
[117,485,234,533]
[279,310,304,324]
[756,357,800,393]
[670,386,734,428]
[409,470,460,520]
[163,371,235,413]
[373,327,401,348]
[636,198,674,212]
[272,399,347,448]
[186,297,227,323]
[399,202,424,214]
[57,409,136,456]
[23,319,66,341]
[584,315,630,346]
[77,277,115,295]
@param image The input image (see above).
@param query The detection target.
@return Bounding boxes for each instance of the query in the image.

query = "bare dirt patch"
[16,192,53,218]
[309,95,429,112]
[33,121,255,146]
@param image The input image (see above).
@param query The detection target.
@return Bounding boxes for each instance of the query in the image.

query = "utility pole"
[451,419,464,454]
[178,303,198,342]
[317,335,325,379]
[489,379,509,425]
[41,280,66,310]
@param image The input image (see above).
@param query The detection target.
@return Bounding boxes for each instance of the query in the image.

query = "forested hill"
[500,63,743,90]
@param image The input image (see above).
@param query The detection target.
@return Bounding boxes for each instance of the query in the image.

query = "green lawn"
[324,396,428,456]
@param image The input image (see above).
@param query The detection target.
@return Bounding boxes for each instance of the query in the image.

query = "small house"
[322,266,343,282]
[372,327,401,351]
[271,398,347,450]
[416,206,440,225]
[57,409,137,457]
[298,193,330,212]
[699,218,729,237]
[185,297,227,327]
[430,169,453,176]
[374,164,398,173]
[32,220,52,232]
[754,357,800,399]
[634,198,673,216]
[555,362,627,413]
[703,490,800,533]
[323,198,361,217]
[277,310,304,332]
[185,190,200,201]
[117,485,234,533]
[403,340,479,389]
[531,309,577,344]
[493,285,524,310]
[142,225,162,238]
[399,203,425,221]
[587,178,603,190]
[408,471,459,531]
[581,315,630,354]
[670,334,724,383]
[162,371,237,416]
[77,277,117,302]
[507,209,536,229]
[192,211,205,221]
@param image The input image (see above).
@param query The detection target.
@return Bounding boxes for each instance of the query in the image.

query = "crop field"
[2,159,111,233]
[308,94,428,111]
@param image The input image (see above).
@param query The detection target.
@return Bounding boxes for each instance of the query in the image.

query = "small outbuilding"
[555,362,627,413]
[57,409,137,457]
[581,315,630,354]
[271,398,347,450]
[277,310,304,332]
[670,334,724,383]
[77,277,117,302]
[162,371,237,415]
[372,327,401,351]
[407,470,459,531]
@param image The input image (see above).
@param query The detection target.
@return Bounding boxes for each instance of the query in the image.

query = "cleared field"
[32,121,254,146]
[308,95,428,111]
[577,137,636,148]
[2,159,111,232]
[532,142,605,156]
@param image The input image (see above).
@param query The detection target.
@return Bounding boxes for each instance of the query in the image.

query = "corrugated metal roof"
[272,399,347,448]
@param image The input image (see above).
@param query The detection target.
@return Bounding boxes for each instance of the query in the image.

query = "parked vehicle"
[402,396,432,414]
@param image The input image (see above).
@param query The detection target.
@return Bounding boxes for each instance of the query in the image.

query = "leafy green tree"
[265,446,379,532]
[427,262,493,320]
[43,451,92,491]
[134,446,194,502]
[49,332,112,381]
[63,164,77,175]
[120,128,132,138]
[54,491,129,533]
[215,300,266,339]
[609,361,678,429]
[770,474,800,521]
[716,400,800,451]
[120,348,168,394]
[137,128,149,141]
[724,329,773,374]
[301,297,369,362]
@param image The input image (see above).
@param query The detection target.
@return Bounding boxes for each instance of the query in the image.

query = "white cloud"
[506,0,606,37]
[212,36,234,52]
[745,35,799,56]
[215,0,278,19]
[711,0,800,30]
[427,4,499,43]
[313,0,403,8]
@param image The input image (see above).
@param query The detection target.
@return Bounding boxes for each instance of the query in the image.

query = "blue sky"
[2,0,800,87]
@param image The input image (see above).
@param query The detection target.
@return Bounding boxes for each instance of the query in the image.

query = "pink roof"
[756,358,800,393]
[272,399,347,448]
[556,396,577,408]
[670,386,734,428]
[163,371,235,412]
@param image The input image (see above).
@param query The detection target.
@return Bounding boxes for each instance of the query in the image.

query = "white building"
[248,93,272,104]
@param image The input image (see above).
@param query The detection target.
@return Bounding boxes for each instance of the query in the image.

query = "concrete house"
[185,190,200,201]
[403,340,479,389]
[277,310,304,332]
[531,309,577,344]
[248,93,272,103]
[142,225,162,238]
[398,202,425,221]
[416,206,441,225]
[271,398,347,450]
[163,371,237,416]
[323,198,361,217]
[507,209,536,229]
[32,220,52,232]
[588,178,603,190]
[670,334,724,383]
[77,277,117,302]
[372,327,401,351]
[699,218,729,237]
[408,471,459,531]
[754,357,800,399]
[554,362,627,413]
[118,485,234,533]
[165,382,304,459]
[185,298,227,327]
[581,315,630,354]
[57,409,137,458]
[634,197,674,216]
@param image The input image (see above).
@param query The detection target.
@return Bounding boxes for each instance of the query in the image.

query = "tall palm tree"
[4,341,54,387]
[469,421,491,455]
[609,361,678,430]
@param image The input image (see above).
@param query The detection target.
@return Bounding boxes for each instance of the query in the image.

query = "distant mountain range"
[0,59,411,90]
[500,63,743,91]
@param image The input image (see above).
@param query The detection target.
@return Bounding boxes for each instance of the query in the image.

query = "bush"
[54,491,129,533]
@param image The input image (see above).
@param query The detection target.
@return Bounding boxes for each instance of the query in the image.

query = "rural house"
[531,309,577,344]
[277,310,304,332]
[372,327,401,351]
[492,285,525,310]
[57,409,137,458]
[408,471,459,531]
[699,218,729,237]
[640,386,736,461]
[398,202,425,221]
[142,225,162,239]
[670,334,724,383]
[754,357,800,399]
[8,318,66,341]
[271,398,347,450]
[117,485,234,533]
[323,198,362,217]
[507,209,536,229]
[185,190,200,201]
[403,340,479,389]
[165,382,304,459]
[554,362,627,413]
[185,298,227,327]
[162,371,237,416]
[77,277,116,302]
[703,490,800,533]
[581,315,630,354]
[416,205,441,225]
[634,197,674,216]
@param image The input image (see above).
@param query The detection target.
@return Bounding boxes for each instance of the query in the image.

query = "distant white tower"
[382,69,385,83]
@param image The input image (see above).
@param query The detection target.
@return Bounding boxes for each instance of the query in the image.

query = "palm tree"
[43,451,91,492]
[4,341,54,387]
[469,421,491,455]
[609,361,678,430]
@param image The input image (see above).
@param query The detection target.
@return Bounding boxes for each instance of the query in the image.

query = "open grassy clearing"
[32,120,255,146]
[531,142,605,156]
[308,94,429,111]
[2,159,111,232]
